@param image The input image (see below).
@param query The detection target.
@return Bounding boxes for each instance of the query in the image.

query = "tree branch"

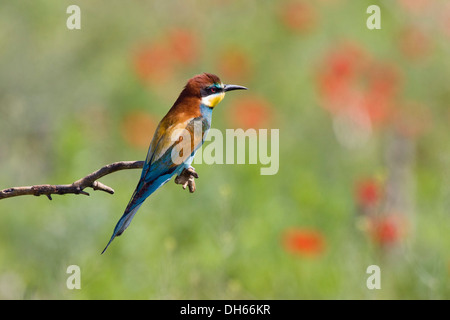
[0,161,144,200]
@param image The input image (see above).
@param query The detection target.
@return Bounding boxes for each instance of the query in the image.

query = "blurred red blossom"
[363,62,401,125]
[399,26,433,60]
[354,177,410,247]
[166,28,200,65]
[282,228,326,257]
[355,178,382,208]
[121,111,157,149]
[317,42,401,128]
[133,28,200,85]
[227,95,273,129]
[440,3,450,38]
[279,1,317,33]
[218,47,253,83]
[367,214,408,246]
[133,43,174,84]
[397,0,432,14]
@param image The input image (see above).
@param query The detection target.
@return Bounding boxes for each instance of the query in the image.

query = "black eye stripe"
[201,85,223,97]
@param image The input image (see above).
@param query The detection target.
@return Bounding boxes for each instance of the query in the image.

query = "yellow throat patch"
[201,92,225,108]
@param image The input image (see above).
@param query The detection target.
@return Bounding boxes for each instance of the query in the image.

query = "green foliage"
[0,0,449,299]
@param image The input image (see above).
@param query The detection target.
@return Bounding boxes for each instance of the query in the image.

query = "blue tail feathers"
[101,168,178,254]
[101,203,143,254]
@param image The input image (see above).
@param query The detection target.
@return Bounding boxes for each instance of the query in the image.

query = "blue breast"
[200,103,213,127]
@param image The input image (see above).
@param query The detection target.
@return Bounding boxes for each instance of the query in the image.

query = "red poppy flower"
[166,28,200,65]
[121,111,157,149]
[317,42,401,128]
[368,214,408,246]
[227,95,273,129]
[355,178,381,208]
[397,0,432,14]
[282,228,325,257]
[440,3,450,38]
[363,62,400,126]
[133,43,174,84]
[280,1,317,33]
[218,47,252,83]
[399,26,433,60]
[132,28,200,85]
[317,43,369,114]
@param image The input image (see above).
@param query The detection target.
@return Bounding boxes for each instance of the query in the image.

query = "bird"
[102,73,247,253]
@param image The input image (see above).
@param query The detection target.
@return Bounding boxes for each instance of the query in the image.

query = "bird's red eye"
[210,87,216,93]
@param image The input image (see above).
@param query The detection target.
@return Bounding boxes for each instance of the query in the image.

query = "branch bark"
[0,161,144,200]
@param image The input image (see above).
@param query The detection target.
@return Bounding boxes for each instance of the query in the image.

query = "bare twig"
[0,161,144,200]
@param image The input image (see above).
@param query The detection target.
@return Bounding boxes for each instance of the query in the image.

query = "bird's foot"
[174,166,199,193]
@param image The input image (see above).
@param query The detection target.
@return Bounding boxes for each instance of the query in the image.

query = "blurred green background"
[0,0,449,299]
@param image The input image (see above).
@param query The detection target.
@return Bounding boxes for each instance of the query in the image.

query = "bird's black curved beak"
[224,84,248,92]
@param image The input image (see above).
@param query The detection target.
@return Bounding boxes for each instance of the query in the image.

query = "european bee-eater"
[102,73,247,253]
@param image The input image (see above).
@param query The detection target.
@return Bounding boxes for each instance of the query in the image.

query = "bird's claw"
[174,167,198,193]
